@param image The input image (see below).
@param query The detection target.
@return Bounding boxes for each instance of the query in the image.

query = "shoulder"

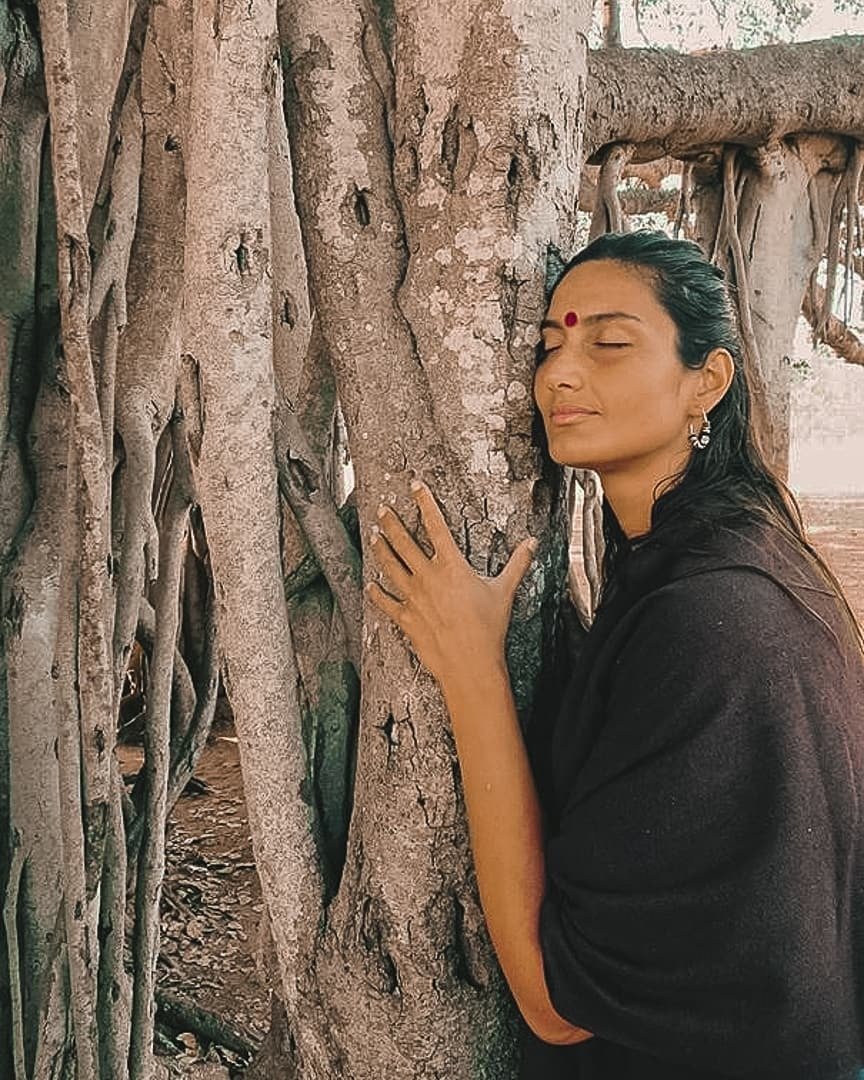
[619,519,852,665]
[620,565,796,661]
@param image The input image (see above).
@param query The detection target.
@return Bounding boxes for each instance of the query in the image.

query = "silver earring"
[688,408,711,450]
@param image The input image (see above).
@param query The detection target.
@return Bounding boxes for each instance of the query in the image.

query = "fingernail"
[410,479,423,492]
[527,536,538,552]
[376,504,387,518]
[370,525,380,542]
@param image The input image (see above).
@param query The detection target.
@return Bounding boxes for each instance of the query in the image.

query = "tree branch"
[586,37,864,163]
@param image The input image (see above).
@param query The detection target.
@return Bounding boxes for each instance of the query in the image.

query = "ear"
[692,347,735,414]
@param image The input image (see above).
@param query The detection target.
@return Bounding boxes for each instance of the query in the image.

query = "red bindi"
[564,310,579,327]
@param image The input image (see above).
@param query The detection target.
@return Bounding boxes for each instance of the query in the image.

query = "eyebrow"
[540,311,643,331]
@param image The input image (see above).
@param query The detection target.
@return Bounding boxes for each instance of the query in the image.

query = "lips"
[550,406,596,423]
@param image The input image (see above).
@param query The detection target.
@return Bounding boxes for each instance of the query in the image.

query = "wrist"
[439,653,510,707]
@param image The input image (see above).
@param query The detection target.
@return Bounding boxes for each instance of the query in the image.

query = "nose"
[539,348,586,391]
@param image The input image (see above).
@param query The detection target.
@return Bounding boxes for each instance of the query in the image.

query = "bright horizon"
[597,0,864,51]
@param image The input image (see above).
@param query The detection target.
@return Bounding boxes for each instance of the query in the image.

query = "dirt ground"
[119,718,268,1077]
[146,493,863,1073]
[798,494,864,623]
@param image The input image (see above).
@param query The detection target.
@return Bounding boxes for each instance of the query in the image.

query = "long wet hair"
[537,228,863,651]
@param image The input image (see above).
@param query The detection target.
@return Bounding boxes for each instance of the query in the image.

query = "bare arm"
[366,480,593,1045]
[439,660,592,1044]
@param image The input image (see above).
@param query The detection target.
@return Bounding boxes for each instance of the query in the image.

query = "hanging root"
[842,143,863,325]
[274,399,363,671]
[802,283,864,366]
[588,142,635,240]
[98,768,132,1080]
[816,140,864,338]
[714,144,778,462]
[673,161,693,239]
[3,837,28,1080]
[129,402,193,1080]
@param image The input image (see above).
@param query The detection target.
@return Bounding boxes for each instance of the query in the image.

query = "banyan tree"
[0,0,861,1075]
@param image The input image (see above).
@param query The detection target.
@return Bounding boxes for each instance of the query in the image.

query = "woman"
[366,230,864,1078]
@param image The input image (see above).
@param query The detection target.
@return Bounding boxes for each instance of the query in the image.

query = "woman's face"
[533,259,701,476]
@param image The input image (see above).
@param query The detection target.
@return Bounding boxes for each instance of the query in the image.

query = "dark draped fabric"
[520,516,864,1079]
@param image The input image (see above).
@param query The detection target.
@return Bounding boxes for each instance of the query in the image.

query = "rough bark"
[111,0,190,703]
[129,408,192,1079]
[2,137,69,1080]
[279,0,586,1075]
[0,20,48,1070]
[585,37,864,163]
[0,5,45,564]
[182,1,327,1074]
[1,5,861,1077]
[38,1,120,1073]
[65,0,136,214]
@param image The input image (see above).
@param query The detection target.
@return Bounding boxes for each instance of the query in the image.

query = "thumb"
[497,537,538,599]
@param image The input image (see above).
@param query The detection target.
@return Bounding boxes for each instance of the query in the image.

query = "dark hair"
[536,228,862,651]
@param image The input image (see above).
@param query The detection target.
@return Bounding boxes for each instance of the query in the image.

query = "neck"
[598,450,690,539]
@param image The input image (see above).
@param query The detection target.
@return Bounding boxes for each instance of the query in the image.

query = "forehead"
[548,259,659,318]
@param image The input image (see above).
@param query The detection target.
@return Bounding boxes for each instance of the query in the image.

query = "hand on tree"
[365,478,538,686]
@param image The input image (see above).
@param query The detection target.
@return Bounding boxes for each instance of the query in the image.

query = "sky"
[592,0,864,52]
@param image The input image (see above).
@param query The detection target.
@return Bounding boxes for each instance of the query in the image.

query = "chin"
[547,443,604,471]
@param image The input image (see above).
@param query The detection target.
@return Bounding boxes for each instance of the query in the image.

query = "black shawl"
[520,516,864,1079]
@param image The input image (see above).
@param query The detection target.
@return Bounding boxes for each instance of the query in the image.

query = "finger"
[365,580,410,628]
[410,479,459,562]
[375,505,427,574]
[369,526,413,597]
[495,537,538,600]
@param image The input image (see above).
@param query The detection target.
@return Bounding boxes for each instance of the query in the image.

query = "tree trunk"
[181,1,330,1074]
[1,3,861,1076]
[274,0,587,1074]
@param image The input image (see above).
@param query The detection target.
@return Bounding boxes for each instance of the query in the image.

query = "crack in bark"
[352,185,371,228]
[450,892,485,992]
[378,709,398,762]
[179,353,205,464]
[440,103,478,194]
[358,895,401,995]
[359,0,395,143]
